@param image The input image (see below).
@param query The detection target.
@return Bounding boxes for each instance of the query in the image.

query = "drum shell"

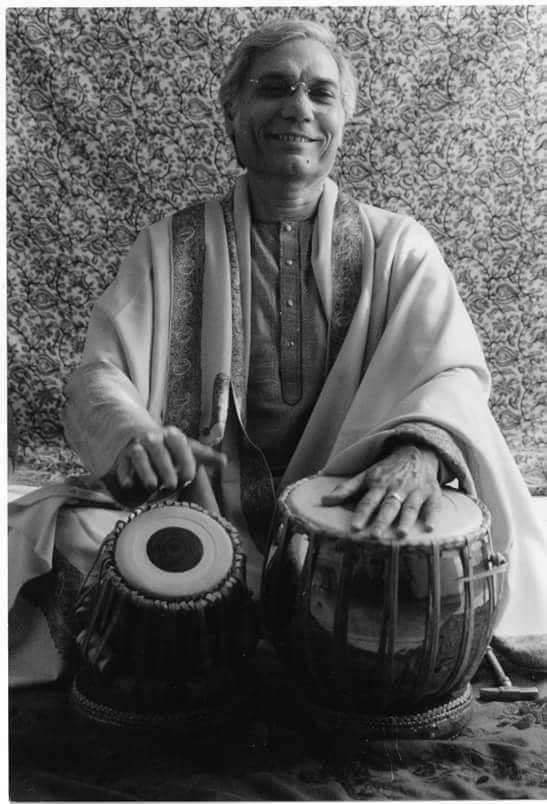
[79,558,253,679]
[74,503,257,718]
[262,488,503,714]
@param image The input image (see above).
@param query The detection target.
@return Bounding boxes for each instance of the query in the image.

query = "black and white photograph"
[6,4,546,800]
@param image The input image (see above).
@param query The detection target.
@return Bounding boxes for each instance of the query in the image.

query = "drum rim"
[279,475,492,548]
[293,681,474,739]
[98,500,246,611]
[70,679,245,731]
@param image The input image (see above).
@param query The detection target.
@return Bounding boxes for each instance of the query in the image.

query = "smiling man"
[227,38,345,197]
[9,19,546,690]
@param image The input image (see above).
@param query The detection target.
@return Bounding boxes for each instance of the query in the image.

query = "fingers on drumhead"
[128,443,159,491]
[117,453,134,488]
[161,428,196,484]
[141,433,178,490]
[322,472,367,504]
[396,490,425,536]
[421,490,443,532]
[350,486,386,530]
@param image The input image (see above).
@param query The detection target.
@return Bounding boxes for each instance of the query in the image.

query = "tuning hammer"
[479,645,539,702]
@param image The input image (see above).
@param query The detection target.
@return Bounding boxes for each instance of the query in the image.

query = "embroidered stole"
[164,182,364,548]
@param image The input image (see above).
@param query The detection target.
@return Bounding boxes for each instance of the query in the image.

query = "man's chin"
[270,155,320,179]
[245,154,331,184]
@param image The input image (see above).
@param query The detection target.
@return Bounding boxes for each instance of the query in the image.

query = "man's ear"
[223,109,242,165]
[223,101,237,141]
[224,114,235,142]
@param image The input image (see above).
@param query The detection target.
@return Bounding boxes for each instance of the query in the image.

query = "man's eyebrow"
[254,70,339,86]
[252,71,293,80]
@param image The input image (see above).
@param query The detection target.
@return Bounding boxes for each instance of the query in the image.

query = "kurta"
[8,175,546,686]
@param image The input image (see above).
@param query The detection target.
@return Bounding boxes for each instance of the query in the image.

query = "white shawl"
[48,176,547,639]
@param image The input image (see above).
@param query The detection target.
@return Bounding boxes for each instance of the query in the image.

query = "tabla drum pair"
[262,476,508,739]
[71,500,256,732]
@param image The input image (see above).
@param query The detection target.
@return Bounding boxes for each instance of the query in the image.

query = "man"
[9,20,546,687]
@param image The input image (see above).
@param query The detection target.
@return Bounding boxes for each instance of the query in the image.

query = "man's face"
[229,38,345,184]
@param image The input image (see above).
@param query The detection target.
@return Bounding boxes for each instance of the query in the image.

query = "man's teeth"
[273,134,310,143]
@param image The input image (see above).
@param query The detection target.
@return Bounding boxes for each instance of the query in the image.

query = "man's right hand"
[106,425,227,505]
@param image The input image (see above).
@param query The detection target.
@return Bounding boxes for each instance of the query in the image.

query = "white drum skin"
[287,477,484,544]
[114,504,234,599]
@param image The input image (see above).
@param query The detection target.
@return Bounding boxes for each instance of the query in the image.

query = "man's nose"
[280,86,313,120]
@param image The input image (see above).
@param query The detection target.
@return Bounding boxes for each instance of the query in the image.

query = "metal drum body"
[72,500,256,730]
[262,476,506,725]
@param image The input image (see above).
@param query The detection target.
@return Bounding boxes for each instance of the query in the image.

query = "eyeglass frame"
[248,76,344,104]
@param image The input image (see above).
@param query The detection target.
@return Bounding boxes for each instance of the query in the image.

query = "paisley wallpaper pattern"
[6,6,545,492]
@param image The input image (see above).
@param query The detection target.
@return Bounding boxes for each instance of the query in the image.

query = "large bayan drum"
[72,500,256,731]
[262,476,507,739]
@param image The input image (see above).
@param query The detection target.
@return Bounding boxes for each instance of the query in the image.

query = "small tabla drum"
[71,500,256,731]
[261,476,508,739]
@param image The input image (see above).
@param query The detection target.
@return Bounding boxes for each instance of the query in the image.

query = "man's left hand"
[321,443,442,538]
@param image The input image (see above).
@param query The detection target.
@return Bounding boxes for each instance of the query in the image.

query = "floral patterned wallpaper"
[6,6,545,492]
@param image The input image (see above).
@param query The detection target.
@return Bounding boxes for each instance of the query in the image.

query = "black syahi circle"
[146,527,204,573]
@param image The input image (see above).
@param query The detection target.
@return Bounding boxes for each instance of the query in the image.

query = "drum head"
[285,476,485,544]
[114,505,234,599]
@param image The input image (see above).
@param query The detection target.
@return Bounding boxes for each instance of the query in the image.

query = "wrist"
[384,440,440,476]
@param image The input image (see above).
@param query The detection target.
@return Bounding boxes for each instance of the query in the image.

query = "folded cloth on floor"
[492,634,547,675]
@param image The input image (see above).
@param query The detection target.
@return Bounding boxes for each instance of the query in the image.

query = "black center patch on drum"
[146,528,204,572]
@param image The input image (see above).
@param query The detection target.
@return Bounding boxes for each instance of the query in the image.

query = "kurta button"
[286,258,294,266]
[283,223,292,232]
[286,298,294,307]
[287,339,295,348]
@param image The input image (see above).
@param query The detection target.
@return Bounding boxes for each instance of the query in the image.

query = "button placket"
[279,222,302,404]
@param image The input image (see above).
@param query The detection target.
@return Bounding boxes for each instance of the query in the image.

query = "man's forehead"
[250,39,340,83]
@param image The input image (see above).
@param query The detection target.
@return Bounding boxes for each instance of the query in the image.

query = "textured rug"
[9,642,547,801]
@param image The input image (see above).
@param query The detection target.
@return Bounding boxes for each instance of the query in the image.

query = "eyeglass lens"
[250,77,338,104]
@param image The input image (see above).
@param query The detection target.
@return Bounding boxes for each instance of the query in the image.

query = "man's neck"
[246,173,325,222]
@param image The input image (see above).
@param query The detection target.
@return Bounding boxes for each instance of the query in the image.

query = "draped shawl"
[32,175,547,641]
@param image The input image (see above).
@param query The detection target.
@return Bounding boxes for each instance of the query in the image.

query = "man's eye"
[252,78,339,103]
[309,87,337,103]
[258,80,289,97]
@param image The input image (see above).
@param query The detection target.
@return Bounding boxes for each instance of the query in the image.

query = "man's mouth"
[269,133,316,143]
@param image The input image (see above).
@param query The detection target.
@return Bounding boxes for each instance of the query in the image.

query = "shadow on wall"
[6,6,545,492]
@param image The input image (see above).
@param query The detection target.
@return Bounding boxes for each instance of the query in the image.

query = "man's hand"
[321,443,442,538]
[107,425,226,504]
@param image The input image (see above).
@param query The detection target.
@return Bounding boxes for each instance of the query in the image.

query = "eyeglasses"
[249,76,340,105]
